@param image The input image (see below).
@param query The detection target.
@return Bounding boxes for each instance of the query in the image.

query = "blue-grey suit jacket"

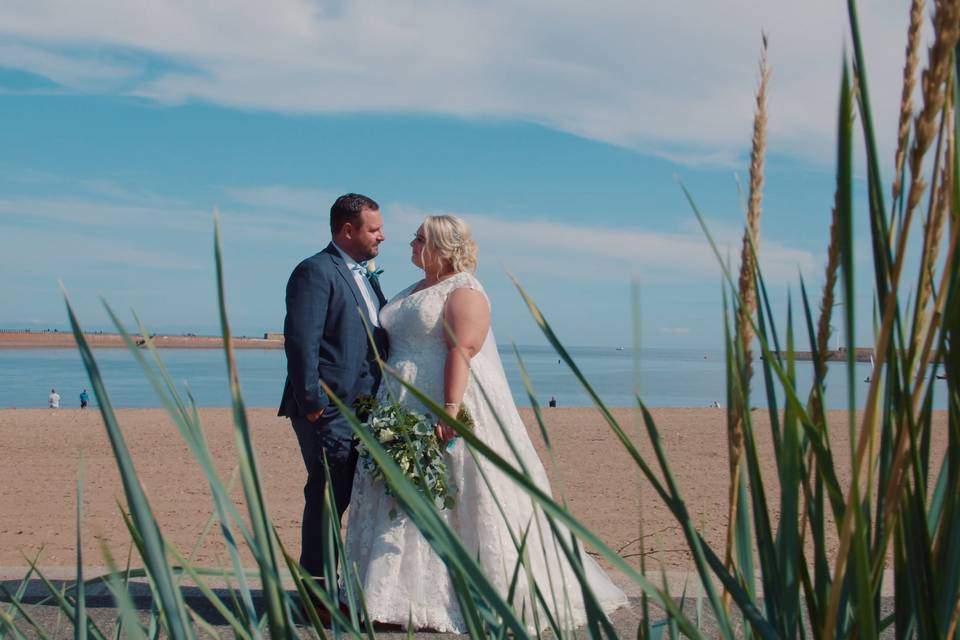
[278,243,389,418]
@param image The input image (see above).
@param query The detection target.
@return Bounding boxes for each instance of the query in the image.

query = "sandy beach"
[0,332,283,349]
[0,407,948,575]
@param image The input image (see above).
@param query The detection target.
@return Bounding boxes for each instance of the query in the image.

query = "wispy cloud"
[0,180,819,288]
[0,195,208,233]
[387,203,816,285]
[1,225,205,272]
[222,185,340,213]
[0,1,922,165]
[0,40,143,92]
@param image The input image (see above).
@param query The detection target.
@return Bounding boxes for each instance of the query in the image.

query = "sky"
[0,1,936,348]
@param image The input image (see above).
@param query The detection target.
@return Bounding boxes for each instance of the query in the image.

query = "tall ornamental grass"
[1,0,958,637]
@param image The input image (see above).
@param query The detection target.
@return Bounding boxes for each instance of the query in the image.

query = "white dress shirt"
[333,243,381,327]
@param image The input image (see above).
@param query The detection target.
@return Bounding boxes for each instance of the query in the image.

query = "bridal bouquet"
[354,397,458,512]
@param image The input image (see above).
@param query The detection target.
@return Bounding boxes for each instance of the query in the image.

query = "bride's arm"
[437,288,491,443]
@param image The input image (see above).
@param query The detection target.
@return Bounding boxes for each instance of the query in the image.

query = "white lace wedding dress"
[344,271,628,633]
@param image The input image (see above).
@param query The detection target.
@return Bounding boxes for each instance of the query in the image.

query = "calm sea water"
[0,346,948,410]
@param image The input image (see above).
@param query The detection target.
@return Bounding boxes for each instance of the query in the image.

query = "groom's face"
[342,207,385,262]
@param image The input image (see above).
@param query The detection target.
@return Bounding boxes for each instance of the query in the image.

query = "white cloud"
[0,0,927,166]
[0,195,209,233]
[0,41,142,90]
[0,225,205,272]
[387,203,817,285]
[0,180,819,288]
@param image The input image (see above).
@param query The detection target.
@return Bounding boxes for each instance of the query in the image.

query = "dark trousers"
[292,413,359,579]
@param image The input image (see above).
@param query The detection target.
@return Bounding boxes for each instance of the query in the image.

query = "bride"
[344,215,627,632]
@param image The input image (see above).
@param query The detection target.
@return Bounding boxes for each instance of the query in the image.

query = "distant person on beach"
[278,193,388,592]
[79,389,89,409]
[48,388,60,409]
[548,396,557,407]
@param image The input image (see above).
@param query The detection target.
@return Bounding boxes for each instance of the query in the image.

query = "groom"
[279,193,389,582]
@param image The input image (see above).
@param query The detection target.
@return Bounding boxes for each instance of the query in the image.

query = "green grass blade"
[683,183,849,523]
[798,275,829,421]
[61,291,193,640]
[847,0,893,298]
[98,542,147,640]
[636,402,776,639]
[836,58,857,442]
[0,604,28,640]
[822,56,872,640]
[341,375,679,638]
[319,456,363,631]
[278,547,331,637]
[329,383,536,637]
[1,559,40,636]
[74,458,86,640]
[540,518,619,640]
[777,297,801,637]
[109,309,261,630]
[507,342,580,634]
[0,586,52,640]
[100,303,261,631]
[23,559,108,640]
[212,214,290,638]
[755,272,782,457]
[162,545,254,640]
[638,399,736,640]
[510,275,773,637]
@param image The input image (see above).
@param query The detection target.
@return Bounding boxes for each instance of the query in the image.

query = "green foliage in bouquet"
[356,400,458,513]
[352,393,377,422]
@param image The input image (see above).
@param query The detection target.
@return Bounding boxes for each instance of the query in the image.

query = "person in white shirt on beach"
[48,388,60,409]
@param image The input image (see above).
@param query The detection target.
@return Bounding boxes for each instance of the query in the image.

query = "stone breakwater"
[768,347,875,362]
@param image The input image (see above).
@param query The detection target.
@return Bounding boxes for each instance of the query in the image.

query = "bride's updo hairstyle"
[422,215,478,274]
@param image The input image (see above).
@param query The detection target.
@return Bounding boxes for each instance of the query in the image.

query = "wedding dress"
[344,271,628,632]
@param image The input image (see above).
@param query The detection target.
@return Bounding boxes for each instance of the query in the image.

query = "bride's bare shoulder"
[445,274,490,311]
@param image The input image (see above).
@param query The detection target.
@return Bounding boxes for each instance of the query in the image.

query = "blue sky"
[0,1,930,348]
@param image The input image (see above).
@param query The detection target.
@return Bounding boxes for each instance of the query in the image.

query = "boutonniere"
[365,260,384,281]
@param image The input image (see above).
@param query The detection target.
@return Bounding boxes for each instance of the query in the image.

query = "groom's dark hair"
[331,193,379,234]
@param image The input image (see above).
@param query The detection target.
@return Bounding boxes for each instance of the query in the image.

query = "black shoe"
[300,597,361,629]
[297,594,332,627]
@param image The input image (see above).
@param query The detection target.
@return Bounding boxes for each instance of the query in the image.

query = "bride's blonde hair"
[421,215,478,274]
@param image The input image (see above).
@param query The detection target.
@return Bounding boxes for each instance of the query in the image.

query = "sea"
[0,345,948,410]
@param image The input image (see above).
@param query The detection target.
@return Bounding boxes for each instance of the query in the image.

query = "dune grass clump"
[1,1,958,638]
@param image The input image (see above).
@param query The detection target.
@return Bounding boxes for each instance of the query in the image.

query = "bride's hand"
[435,421,456,445]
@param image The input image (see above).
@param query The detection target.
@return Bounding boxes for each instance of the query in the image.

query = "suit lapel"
[325,243,366,311]
[370,276,387,308]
